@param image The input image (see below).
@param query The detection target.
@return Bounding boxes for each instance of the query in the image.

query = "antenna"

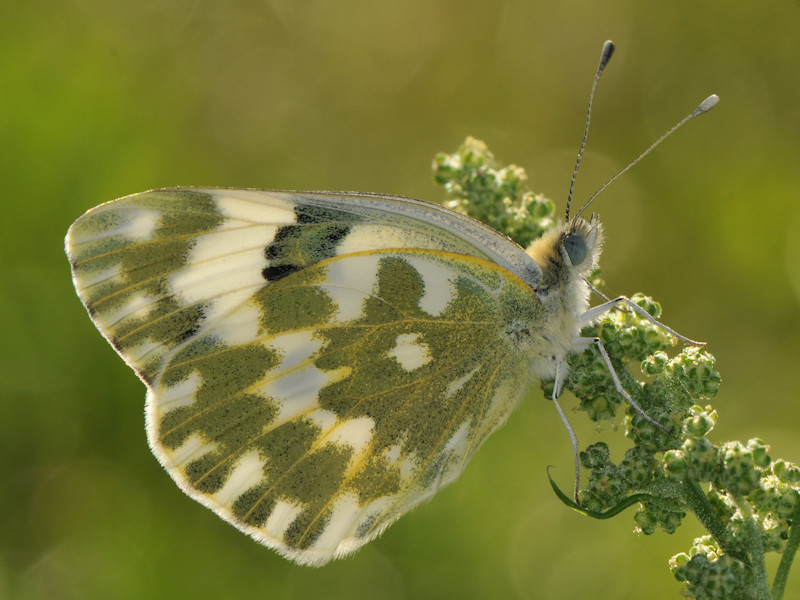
[565,40,615,222]
[573,94,719,220]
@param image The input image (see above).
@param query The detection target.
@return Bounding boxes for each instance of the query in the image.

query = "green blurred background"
[2,1,799,599]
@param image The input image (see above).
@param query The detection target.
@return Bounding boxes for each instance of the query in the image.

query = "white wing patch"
[210,302,263,346]
[443,422,471,460]
[306,409,339,434]
[402,255,457,316]
[125,337,165,366]
[445,366,480,398]
[212,449,268,506]
[212,190,297,223]
[260,364,350,420]
[327,416,375,457]
[323,253,382,322]
[169,433,220,468]
[167,225,271,317]
[434,422,471,489]
[159,370,204,411]
[387,332,432,371]
[381,441,417,481]
[98,207,161,241]
[103,293,159,327]
[263,500,305,539]
[124,208,162,240]
[336,224,409,255]
[348,499,394,542]
[72,264,122,290]
[310,494,362,553]
[268,331,324,370]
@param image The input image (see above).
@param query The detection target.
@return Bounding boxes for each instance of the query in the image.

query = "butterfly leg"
[582,295,705,347]
[552,358,583,501]
[578,291,705,428]
[551,396,581,501]
[577,334,671,434]
[553,333,673,502]
[553,290,701,502]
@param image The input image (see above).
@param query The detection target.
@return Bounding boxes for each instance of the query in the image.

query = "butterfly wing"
[66,188,544,565]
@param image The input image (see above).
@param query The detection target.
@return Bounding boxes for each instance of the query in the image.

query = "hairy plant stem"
[680,479,746,563]
[736,497,770,600]
[771,491,800,600]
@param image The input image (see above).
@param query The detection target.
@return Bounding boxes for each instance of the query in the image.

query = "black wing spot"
[262,203,355,282]
[262,263,302,282]
[176,323,201,343]
[265,225,296,261]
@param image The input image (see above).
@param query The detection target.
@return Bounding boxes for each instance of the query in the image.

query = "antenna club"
[694,94,720,116]
[600,41,615,67]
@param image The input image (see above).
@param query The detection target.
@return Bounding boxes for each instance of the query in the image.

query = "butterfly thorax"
[522,217,604,379]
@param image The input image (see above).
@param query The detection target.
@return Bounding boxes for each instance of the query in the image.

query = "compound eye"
[564,234,588,266]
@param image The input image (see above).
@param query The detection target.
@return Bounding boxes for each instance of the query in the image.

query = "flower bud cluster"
[434,139,800,599]
[432,136,555,248]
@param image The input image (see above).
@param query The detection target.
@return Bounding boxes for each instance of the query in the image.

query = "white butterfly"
[65,42,716,566]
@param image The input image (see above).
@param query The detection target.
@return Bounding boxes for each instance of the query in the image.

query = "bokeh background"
[2,1,799,599]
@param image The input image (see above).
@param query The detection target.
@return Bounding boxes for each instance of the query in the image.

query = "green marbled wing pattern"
[66,188,544,565]
[66,188,538,384]
[151,249,540,565]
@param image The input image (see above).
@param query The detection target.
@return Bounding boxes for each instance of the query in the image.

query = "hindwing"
[66,188,544,565]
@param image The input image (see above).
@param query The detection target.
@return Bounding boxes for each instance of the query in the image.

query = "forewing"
[66,189,542,565]
[66,188,539,383]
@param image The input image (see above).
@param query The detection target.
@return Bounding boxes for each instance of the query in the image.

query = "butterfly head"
[525,215,604,289]
[563,214,603,272]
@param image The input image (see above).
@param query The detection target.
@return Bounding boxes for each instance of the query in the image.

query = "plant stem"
[681,479,748,564]
[737,498,770,600]
[772,491,800,600]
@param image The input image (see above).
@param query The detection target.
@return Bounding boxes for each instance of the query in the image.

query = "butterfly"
[65,42,717,566]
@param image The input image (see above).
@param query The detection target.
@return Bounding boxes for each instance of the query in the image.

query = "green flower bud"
[634,508,659,535]
[683,406,717,438]
[757,511,786,553]
[664,449,688,480]
[715,441,763,497]
[669,551,691,577]
[676,553,709,583]
[778,489,799,520]
[620,446,655,487]
[580,394,617,422]
[690,535,721,560]
[773,459,800,484]
[631,293,661,319]
[642,351,669,375]
[577,488,602,512]
[706,490,737,521]
[658,508,685,534]
[671,537,748,600]
[748,475,783,517]
[747,438,771,468]
[580,442,611,469]
[626,409,676,452]
[586,464,627,508]
[637,501,685,535]
[682,437,720,482]
[665,347,721,400]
